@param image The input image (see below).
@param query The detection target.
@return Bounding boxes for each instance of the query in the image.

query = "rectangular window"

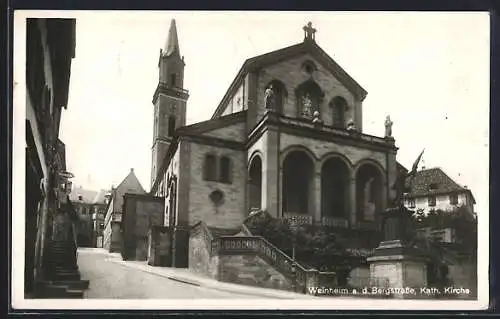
[428,196,436,207]
[449,194,458,205]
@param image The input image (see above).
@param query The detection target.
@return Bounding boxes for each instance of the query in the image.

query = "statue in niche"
[264,85,275,110]
[385,115,393,138]
[346,118,356,131]
[301,93,313,118]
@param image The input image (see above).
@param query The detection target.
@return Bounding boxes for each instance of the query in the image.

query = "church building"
[150,19,399,267]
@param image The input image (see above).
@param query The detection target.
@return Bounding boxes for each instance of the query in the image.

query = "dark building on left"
[25,18,88,298]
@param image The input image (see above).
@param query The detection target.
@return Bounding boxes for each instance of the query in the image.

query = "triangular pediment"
[212,41,367,119]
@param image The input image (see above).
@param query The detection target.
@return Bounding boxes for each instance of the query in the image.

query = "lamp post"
[290,217,298,292]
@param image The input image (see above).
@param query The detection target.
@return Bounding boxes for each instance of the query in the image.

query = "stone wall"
[109,221,122,253]
[188,142,246,228]
[122,194,165,261]
[217,254,294,292]
[148,226,173,266]
[448,260,477,299]
[348,266,370,288]
[188,228,218,278]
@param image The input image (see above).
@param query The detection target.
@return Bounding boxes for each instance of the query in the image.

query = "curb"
[107,258,312,299]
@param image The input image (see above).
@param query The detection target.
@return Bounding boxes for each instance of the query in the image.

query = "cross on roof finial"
[303,21,317,42]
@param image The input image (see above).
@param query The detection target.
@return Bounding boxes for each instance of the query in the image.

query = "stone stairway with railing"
[189,216,335,295]
[35,220,89,298]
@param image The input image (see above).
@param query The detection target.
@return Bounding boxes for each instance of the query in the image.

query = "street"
[77,248,254,299]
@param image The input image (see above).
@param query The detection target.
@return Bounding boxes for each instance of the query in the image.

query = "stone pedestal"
[367,207,428,299]
[368,240,428,299]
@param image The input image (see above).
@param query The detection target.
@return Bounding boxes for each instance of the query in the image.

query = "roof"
[405,167,475,202]
[211,38,368,119]
[162,19,180,57]
[115,168,146,194]
[69,186,98,203]
[92,189,110,204]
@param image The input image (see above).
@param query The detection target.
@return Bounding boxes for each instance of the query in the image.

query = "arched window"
[219,156,232,183]
[330,96,348,129]
[168,116,176,136]
[203,154,217,181]
[170,73,177,87]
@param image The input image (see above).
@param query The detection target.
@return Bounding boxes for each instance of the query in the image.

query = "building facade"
[404,167,476,215]
[25,18,77,296]
[121,193,165,261]
[149,20,400,267]
[103,168,146,252]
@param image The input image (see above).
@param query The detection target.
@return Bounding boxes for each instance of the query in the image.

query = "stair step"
[45,280,89,290]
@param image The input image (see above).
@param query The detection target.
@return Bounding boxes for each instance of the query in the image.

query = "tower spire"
[163,19,180,57]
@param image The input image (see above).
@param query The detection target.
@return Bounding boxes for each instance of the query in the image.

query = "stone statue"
[390,149,425,207]
[312,110,322,124]
[385,115,393,137]
[264,85,275,110]
[301,93,313,118]
[346,119,356,131]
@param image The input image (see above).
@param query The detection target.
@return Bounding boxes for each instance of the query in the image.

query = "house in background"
[69,186,98,247]
[103,168,146,253]
[91,190,110,248]
[404,167,476,214]
[404,166,476,243]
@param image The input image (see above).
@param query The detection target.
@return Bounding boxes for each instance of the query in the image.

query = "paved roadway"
[77,248,251,299]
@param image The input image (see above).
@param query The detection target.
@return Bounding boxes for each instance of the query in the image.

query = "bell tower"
[151,19,189,189]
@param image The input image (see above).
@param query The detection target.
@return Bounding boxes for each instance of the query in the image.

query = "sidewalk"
[102,251,316,299]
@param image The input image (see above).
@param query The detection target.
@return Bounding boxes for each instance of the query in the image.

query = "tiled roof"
[405,167,468,198]
[69,186,98,203]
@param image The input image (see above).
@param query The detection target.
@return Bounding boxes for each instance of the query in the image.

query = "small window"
[168,116,176,136]
[78,195,83,201]
[219,156,232,183]
[428,196,436,207]
[429,183,438,190]
[203,154,217,181]
[171,74,177,87]
[408,198,416,208]
[100,223,104,230]
[449,194,458,205]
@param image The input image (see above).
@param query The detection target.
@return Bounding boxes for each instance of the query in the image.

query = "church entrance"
[321,157,350,220]
[248,155,262,211]
[355,163,384,222]
[282,150,314,216]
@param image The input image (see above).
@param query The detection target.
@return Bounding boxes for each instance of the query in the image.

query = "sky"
[56,11,490,214]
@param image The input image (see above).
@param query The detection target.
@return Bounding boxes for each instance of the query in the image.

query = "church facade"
[150,20,399,266]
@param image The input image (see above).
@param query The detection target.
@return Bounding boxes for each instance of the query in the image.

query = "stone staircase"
[35,239,89,299]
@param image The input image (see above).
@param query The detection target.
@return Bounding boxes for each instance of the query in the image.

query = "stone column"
[349,177,357,227]
[313,167,322,224]
[262,130,279,218]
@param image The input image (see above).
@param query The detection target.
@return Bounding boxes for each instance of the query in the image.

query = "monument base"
[367,240,429,299]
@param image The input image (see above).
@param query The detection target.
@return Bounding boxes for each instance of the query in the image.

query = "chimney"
[130,168,134,173]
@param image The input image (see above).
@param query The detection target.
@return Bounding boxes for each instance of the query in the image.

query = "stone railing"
[213,235,316,293]
[321,217,349,228]
[282,213,313,225]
